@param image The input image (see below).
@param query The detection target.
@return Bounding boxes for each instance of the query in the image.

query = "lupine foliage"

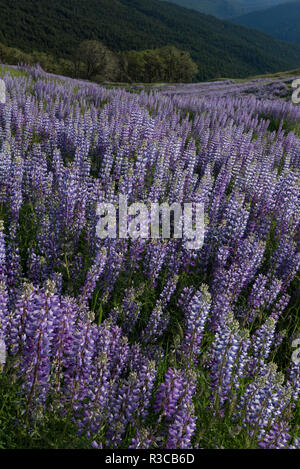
[0,66,299,449]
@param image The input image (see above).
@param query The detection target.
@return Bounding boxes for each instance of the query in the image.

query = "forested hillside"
[1,0,300,80]
[163,0,290,18]
[233,1,300,44]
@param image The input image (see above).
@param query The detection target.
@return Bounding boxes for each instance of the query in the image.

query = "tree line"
[0,40,198,83]
[74,40,198,83]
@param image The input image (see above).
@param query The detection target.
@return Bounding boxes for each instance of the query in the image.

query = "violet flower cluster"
[0,65,299,448]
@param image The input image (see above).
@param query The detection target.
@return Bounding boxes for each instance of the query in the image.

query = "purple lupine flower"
[19,281,59,413]
[0,221,9,344]
[180,285,211,364]
[142,274,178,344]
[107,360,156,445]
[129,428,154,449]
[210,313,250,410]
[80,247,107,304]
[166,406,197,449]
[120,286,143,334]
[249,316,278,375]
[155,368,197,448]
[288,359,300,401]
[235,363,294,448]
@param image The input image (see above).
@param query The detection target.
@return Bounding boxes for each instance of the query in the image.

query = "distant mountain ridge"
[163,0,290,18]
[232,1,300,44]
[0,0,300,80]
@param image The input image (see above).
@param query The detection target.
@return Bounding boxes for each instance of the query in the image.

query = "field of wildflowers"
[0,66,299,449]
